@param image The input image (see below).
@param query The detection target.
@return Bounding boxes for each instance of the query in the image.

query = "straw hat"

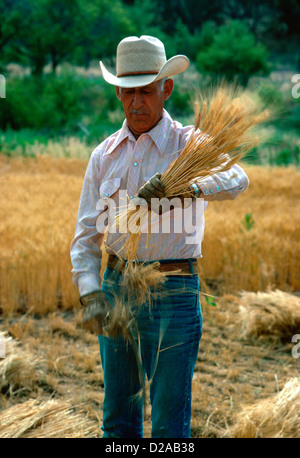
[99,35,190,88]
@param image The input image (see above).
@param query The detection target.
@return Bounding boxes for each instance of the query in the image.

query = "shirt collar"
[104,109,173,156]
[147,109,173,155]
[103,119,135,156]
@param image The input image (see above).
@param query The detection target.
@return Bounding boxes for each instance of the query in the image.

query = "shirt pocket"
[99,177,121,199]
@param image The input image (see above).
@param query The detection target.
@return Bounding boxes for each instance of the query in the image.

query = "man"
[70,35,249,438]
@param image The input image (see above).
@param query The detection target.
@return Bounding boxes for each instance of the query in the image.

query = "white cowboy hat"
[99,35,190,88]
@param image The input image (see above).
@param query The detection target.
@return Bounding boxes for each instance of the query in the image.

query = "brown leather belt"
[107,254,198,276]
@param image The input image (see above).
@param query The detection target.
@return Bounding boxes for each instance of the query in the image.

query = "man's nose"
[132,90,143,109]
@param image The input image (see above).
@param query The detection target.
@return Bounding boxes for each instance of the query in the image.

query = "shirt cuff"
[199,174,228,195]
[78,273,101,297]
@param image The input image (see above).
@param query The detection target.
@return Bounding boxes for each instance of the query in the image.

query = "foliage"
[0,0,299,74]
[196,20,270,85]
[0,70,86,132]
[0,0,299,166]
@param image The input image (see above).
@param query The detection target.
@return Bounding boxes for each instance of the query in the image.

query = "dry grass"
[224,377,300,438]
[0,398,99,438]
[236,290,300,344]
[0,332,45,396]
[1,290,299,438]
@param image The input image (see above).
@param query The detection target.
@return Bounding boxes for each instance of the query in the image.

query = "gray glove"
[136,173,201,214]
[137,172,165,206]
[80,291,111,335]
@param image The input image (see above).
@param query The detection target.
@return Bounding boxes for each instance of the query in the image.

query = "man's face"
[116,79,173,139]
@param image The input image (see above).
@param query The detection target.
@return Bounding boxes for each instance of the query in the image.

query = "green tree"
[0,0,25,70]
[76,0,135,68]
[11,0,50,76]
[15,0,82,75]
[196,20,270,85]
[40,0,83,73]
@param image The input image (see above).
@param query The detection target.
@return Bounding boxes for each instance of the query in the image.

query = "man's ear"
[164,79,173,101]
[115,86,122,101]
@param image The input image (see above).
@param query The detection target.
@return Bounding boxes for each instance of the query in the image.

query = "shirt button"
[216,186,220,191]
[205,190,209,195]
[134,162,138,166]
[210,189,214,194]
[105,193,109,197]
[130,196,134,199]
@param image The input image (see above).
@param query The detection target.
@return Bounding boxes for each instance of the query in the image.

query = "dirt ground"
[1,290,299,438]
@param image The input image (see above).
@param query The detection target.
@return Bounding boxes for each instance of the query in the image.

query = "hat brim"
[99,55,189,88]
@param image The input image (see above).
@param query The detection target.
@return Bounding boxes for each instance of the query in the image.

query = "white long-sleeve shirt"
[70,109,249,296]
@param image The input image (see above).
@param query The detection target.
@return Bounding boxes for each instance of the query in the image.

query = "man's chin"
[128,121,153,136]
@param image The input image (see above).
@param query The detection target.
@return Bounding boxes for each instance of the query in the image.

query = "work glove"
[136,173,201,212]
[137,172,165,206]
[80,290,111,335]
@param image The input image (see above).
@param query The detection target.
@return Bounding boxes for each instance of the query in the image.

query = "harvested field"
[0,290,299,438]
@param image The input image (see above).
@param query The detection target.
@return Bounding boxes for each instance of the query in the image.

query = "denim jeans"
[98,265,202,438]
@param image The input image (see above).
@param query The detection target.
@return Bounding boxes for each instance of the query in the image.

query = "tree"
[275,0,300,66]
[76,0,135,68]
[40,0,83,73]
[10,0,51,76]
[0,0,25,70]
[196,20,270,85]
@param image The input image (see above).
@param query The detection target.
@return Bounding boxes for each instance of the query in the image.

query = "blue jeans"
[98,265,202,438]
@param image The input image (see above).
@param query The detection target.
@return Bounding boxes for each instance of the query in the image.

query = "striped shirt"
[70,109,249,296]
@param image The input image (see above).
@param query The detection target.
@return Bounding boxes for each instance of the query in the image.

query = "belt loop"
[188,258,194,274]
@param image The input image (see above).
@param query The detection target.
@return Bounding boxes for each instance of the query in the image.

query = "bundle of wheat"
[115,82,269,282]
[0,332,45,395]
[236,290,300,343]
[0,398,99,438]
[224,377,300,438]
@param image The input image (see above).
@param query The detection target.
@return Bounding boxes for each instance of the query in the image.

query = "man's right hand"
[80,290,111,335]
[137,172,165,206]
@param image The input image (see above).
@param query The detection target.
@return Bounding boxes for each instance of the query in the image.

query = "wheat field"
[0,154,299,438]
[0,154,299,315]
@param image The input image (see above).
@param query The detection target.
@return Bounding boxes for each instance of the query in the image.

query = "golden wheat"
[0,154,299,315]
